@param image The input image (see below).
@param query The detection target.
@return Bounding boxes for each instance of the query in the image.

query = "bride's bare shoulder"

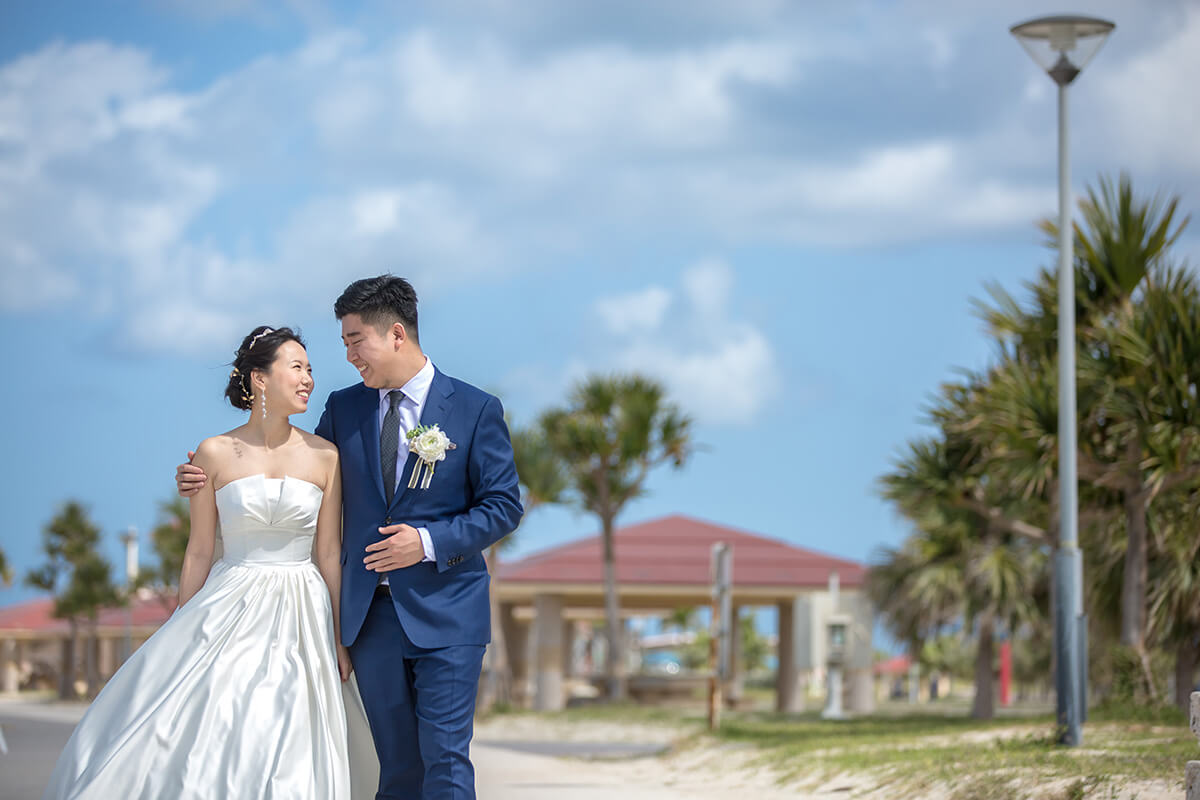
[295,427,337,454]
[293,428,338,489]
[193,428,249,470]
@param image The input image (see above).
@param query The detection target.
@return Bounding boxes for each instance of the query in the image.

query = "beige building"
[0,590,173,694]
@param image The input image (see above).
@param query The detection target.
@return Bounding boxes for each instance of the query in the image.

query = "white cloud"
[2,5,1198,357]
[1094,5,1200,173]
[277,182,502,293]
[681,259,732,315]
[622,323,777,423]
[589,259,779,424]
[594,286,671,332]
[0,254,78,311]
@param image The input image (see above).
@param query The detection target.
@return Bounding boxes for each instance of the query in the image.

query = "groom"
[178,275,523,799]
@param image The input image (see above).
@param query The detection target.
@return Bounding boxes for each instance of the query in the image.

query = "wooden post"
[708,542,731,731]
[1187,692,1199,800]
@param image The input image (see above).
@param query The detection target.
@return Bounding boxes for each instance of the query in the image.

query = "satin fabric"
[43,475,379,799]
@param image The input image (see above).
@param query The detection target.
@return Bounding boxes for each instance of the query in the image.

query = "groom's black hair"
[334,275,419,344]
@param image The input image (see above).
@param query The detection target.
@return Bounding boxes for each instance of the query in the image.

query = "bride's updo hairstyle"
[224,325,306,410]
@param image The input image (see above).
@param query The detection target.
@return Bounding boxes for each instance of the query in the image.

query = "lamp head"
[1011,15,1115,86]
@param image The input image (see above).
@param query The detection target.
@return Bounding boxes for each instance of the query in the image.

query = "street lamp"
[1010,14,1114,748]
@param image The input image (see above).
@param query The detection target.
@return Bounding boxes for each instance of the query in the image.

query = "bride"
[43,326,377,799]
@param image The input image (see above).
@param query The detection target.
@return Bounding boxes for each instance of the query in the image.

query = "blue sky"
[2,0,1198,611]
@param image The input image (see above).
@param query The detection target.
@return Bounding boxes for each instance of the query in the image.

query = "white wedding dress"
[43,475,379,799]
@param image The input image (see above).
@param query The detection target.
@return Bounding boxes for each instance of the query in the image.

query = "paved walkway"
[1,703,84,800]
[0,699,706,800]
[474,743,710,800]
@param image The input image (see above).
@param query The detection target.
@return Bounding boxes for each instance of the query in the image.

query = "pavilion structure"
[493,514,876,713]
[0,591,174,693]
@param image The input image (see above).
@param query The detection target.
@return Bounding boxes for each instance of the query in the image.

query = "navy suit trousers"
[351,592,485,800]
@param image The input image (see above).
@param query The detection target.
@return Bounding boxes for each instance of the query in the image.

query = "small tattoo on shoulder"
[233,441,244,459]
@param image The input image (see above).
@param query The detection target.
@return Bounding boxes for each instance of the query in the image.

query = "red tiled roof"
[0,593,176,633]
[874,654,912,676]
[497,514,865,588]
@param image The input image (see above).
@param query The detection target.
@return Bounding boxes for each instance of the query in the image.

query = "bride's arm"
[314,449,349,679]
[179,439,220,606]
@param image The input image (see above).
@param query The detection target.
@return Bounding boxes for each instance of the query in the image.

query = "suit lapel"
[356,384,387,503]
[389,368,455,510]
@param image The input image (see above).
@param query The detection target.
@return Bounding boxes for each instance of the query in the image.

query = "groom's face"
[341,313,396,388]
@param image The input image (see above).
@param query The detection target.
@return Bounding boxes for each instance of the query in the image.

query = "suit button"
[385,517,392,525]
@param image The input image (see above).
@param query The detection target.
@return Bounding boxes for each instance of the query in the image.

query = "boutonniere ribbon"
[405,424,456,489]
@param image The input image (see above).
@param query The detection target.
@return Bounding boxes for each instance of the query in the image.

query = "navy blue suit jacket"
[315,368,523,649]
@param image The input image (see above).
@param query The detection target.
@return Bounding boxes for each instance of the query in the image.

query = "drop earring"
[261,387,268,420]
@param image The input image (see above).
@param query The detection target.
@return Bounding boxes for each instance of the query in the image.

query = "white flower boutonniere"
[405,424,457,489]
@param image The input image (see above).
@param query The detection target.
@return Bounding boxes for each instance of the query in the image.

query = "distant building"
[0,590,175,693]
[494,513,875,712]
[2,514,877,714]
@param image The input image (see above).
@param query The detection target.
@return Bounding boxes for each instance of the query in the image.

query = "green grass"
[710,706,1194,798]
[485,700,1195,798]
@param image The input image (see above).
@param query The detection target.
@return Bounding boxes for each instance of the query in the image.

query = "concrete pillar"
[776,597,805,712]
[533,594,565,711]
[847,592,876,714]
[849,669,874,713]
[1,639,18,693]
[500,603,531,708]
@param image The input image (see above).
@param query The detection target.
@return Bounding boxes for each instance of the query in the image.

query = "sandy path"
[471,715,839,800]
[474,740,824,800]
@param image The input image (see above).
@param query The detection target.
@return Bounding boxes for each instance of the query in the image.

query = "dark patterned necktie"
[381,390,404,504]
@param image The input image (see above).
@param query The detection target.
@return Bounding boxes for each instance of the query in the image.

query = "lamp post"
[1010,14,1114,748]
[120,526,139,663]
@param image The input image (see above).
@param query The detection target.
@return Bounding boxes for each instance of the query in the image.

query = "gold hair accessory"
[248,328,275,349]
[230,366,253,405]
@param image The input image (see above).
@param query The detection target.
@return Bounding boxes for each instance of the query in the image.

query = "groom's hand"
[364,524,424,571]
[176,451,207,497]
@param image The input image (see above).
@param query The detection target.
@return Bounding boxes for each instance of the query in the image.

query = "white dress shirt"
[377,356,437,577]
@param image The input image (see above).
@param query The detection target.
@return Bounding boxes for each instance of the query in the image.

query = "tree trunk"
[1120,485,1157,699]
[479,545,511,712]
[971,611,996,720]
[601,514,624,701]
[85,618,100,697]
[1175,635,1199,712]
[60,620,79,700]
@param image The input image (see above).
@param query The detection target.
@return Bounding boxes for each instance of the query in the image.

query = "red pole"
[999,640,1012,707]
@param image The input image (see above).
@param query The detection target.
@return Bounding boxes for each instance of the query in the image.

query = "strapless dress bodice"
[215,474,324,566]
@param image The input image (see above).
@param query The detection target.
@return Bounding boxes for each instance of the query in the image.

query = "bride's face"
[254,341,314,416]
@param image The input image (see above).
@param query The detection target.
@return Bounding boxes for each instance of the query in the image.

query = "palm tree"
[1068,173,1188,309]
[1145,492,1200,711]
[540,374,693,700]
[1077,266,1200,696]
[977,174,1192,699]
[877,434,1045,720]
[868,525,964,669]
[26,501,121,698]
[141,497,190,606]
[0,547,11,586]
